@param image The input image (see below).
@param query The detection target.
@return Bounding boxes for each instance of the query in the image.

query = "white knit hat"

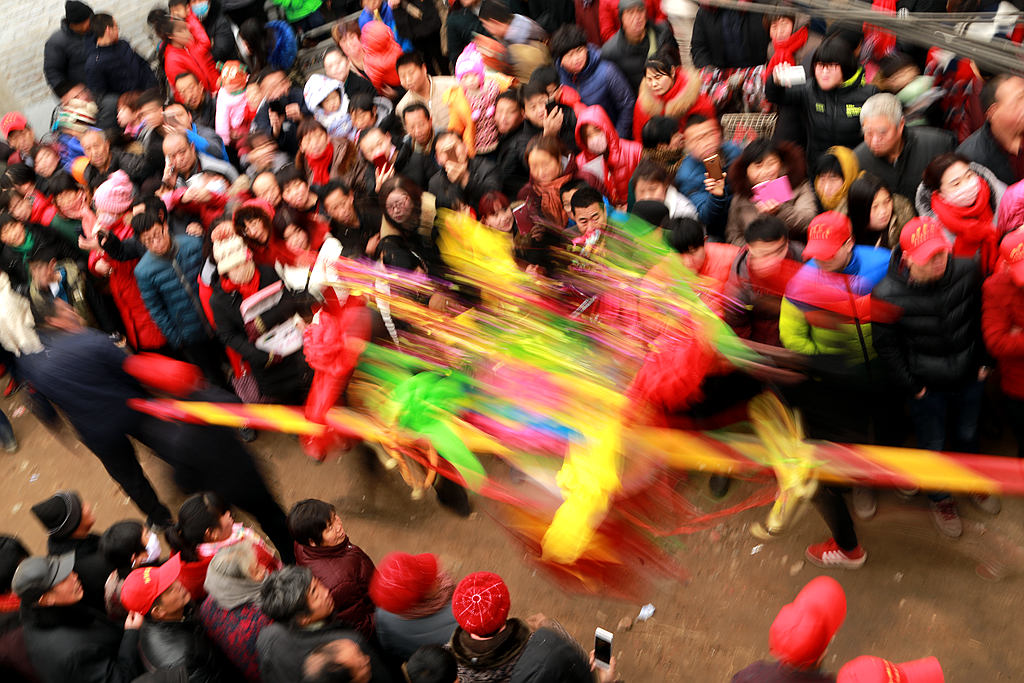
[213,235,250,275]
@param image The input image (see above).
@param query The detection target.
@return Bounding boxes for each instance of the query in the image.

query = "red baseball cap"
[900,217,951,265]
[0,111,27,139]
[838,656,944,683]
[999,226,1024,287]
[769,576,847,669]
[120,554,182,614]
[803,212,853,261]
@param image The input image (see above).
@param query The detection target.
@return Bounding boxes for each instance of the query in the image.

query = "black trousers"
[85,413,294,562]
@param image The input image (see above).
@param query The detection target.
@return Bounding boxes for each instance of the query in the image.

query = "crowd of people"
[1,0,1022,680]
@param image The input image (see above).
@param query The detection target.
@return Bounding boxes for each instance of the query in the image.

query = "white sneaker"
[969,493,1001,515]
[930,499,963,538]
[852,488,877,520]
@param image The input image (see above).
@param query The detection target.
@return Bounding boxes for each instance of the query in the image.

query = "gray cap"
[619,0,646,14]
[12,553,75,604]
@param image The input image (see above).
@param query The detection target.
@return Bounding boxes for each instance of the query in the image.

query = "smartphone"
[594,628,613,671]
[703,153,723,180]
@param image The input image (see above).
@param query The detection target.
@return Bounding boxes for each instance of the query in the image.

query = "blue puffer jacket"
[134,235,207,348]
[674,141,742,240]
[558,46,636,140]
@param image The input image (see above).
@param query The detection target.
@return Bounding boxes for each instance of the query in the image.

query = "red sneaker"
[805,538,867,569]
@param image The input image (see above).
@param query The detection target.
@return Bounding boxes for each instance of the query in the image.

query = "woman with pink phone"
[725,138,818,245]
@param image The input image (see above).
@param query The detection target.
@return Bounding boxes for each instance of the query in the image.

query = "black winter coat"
[496,123,533,199]
[47,535,112,614]
[391,0,442,40]
[20,604,140,683]
[511,0,574,35]
[957,122,1020,188]
[854,126,956,201]
[690,7,770,69]
[43,21,96,93]
[138,616,239,683]
[257,626,393,683]
[208,266,313,405]
[198,1,239,63]
[766,68,878,165]
[85,41,157,98]
[428,157,501,211]
[601,23,675,93]
[872,252,985,393]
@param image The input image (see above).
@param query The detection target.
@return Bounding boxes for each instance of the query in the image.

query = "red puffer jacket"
[574,105,642,207]
[982,269,1024,399]
[294,538,376,639]
[163,12,220,100]
[88,217,166,350]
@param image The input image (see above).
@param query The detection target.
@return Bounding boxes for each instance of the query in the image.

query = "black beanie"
[31,491,83,541]
[65,1,93,25]
[631,199,670,228]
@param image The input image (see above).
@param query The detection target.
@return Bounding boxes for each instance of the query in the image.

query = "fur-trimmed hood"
[637,65,703,120]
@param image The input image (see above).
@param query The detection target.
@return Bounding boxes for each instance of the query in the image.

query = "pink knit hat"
[93,170,134,215]
[455,44,485,86]
[451,571,510,636]
[369,553,439,614]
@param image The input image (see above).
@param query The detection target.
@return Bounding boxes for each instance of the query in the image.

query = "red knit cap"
[451,571,510,636]
[368,552,438,614]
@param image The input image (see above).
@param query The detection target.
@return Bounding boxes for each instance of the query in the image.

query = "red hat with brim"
[1,112,28,139]
[769,576,847,669]
[999,226,1024,287]
[838,656,944,683]
[803,211,853,261]
[120,554,182,615]
[900,217,951,265]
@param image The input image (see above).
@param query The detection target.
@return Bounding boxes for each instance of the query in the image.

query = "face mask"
[943,175,980,207]
[587,132,608,155]
[192,2,210,18]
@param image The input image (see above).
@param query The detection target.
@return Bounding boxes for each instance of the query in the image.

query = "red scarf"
[930,179,999,274]
[765,26,808,82]
[304,142,335,187]
[220,269,262,300]
[532,172,573,226]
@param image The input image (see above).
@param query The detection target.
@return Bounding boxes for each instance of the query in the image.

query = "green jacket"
[274,0,321,22]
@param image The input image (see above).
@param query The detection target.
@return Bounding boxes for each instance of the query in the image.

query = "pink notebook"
[752,175,794,204]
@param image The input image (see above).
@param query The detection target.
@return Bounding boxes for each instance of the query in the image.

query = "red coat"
[574,105,642,207]
[633,66,715,142]
[88,217,166,350]
[982,269,1024,399]
[164,13,220,101]
[294,539,376,639]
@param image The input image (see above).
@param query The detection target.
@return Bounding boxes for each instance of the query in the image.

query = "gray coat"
[375,605,458,662]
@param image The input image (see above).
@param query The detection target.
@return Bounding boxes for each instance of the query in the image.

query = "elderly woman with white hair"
[197,540,273,681]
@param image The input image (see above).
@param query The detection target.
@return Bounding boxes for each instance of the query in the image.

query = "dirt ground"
[2,390,1023,682]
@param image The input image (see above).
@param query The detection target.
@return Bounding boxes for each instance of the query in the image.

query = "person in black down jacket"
[85,13,157,129]
[690,3,770,70]
[120,554,241,682]
[43,2,97,96]
[209,235,314,405]
[257,566,393,683]
[766,35,877,166]
[871,217,994,539]
[30,491,112,614]
[14,553,142,683]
